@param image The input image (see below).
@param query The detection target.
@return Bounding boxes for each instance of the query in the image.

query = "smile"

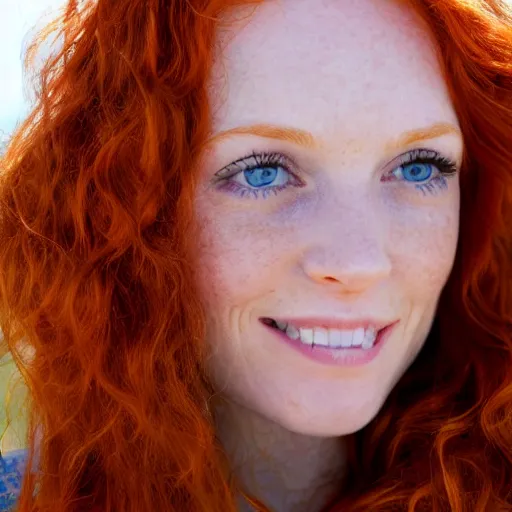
[262,318,379,350]
[260,317,399,367]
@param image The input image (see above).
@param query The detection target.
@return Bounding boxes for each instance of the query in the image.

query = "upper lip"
[263,317,399,331]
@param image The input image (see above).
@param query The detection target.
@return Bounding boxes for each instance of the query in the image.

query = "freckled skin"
[192,0,462,510]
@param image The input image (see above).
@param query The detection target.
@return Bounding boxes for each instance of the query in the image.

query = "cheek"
[390,203,460,295]
[193,210,279,307]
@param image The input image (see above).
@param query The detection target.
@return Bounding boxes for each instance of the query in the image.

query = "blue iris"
[401,163,432,182]
[244,167,278,187]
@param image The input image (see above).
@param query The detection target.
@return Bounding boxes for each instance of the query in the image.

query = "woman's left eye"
[383,148,458,195]
[397,163,434,182]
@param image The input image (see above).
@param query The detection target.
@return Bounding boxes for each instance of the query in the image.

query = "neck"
[212,397,348,512]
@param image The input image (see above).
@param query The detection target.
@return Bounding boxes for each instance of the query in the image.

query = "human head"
[193,0,463,437]
[0,0,511,511]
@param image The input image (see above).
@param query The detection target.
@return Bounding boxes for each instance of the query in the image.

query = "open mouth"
[260,317,384,350]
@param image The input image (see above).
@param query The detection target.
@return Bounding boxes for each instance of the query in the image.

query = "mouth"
[260,317,392,351]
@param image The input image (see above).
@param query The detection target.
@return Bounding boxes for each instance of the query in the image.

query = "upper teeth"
[274,321,378,350]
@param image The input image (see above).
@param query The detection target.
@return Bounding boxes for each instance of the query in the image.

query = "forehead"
[209,0,459,146]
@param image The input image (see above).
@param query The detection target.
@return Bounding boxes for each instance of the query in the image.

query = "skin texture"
[193,0,464,509]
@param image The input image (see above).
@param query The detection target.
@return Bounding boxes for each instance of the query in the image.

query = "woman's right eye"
[213,152,304,199]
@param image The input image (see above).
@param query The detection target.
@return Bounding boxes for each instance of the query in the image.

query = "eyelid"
[383,147,459,173]
[213,151,301,181]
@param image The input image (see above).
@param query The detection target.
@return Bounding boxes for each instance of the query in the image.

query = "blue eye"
[244,166,281,187]
[386,149,458,195]
[401,162,433,182]
[213,152,304,199]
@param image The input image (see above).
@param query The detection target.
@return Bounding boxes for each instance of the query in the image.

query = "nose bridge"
[300,190,391,290]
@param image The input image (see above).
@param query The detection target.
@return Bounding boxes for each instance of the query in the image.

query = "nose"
[300,203,392,295]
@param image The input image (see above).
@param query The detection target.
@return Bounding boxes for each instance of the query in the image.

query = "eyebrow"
[207,122,462,151]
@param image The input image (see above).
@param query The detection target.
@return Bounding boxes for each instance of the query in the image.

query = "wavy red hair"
[0,0,511,510]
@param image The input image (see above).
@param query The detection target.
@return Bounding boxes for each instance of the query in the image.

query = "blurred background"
[0,0,67,454]
[1,0,66,136]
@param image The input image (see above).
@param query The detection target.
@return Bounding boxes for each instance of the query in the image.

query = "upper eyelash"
[397,148,458,176]
[213,151,297,182]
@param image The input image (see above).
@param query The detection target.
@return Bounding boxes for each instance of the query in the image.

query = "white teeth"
[275,320,288,331]
[328,329,342,347]
[340,330,353,348]
[294,325,379,349]
[352,327,365,347]
[298,328,314,345]
[313,327,329,346]
[270,318,381,350]
[285,324,300,340]
[362,327,377,350]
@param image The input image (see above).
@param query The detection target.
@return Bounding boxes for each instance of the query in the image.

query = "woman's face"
[193,0,463,436]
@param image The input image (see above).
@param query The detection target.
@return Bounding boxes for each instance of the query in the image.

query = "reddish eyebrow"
[206,122,462,150]
[207,124,317,148]
[387,123,462,151]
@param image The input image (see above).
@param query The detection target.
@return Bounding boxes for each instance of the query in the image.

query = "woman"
[0,0,511,510]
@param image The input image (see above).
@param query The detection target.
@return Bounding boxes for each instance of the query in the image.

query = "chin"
[271,400,386,438]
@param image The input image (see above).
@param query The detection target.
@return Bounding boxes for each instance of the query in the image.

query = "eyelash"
[213,149,458,199]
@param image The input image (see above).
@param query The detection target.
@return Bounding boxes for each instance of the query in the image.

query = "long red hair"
[0,0,511,510]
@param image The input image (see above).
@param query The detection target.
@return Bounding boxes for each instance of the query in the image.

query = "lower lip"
[261,321,398,367]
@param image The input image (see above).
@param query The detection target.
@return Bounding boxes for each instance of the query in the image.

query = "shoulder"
[0,449,28,511]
